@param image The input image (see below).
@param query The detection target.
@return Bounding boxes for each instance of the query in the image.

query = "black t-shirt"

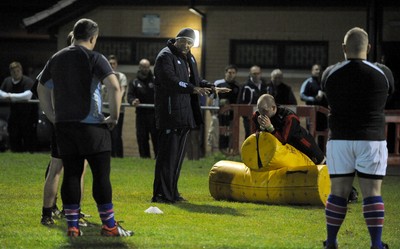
[322,59,394,140]
[38,45,113,123]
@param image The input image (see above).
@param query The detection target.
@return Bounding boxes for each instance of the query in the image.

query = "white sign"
[142,14,160,36]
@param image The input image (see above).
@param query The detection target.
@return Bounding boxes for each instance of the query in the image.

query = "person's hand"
[103,116,118,130]
[132,98,140,107]
[215,87,232,94]
[258,114,272,130]
[0,91,11,102]
[315,90,324,101]
[193,87,212,96]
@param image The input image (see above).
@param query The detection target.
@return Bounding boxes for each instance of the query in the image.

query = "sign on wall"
[142,14,160,36]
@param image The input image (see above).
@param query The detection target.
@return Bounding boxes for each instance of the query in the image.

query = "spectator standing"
[0,61,37,152]
[321,27,394,249]
[266,69,297,105]
[37,18,133,237]
[208,64,241,152]
[151,28,214,203]
[300,64,329,150]
[127,58,157,158]
[102,55,127,158]
[238,65,268,138]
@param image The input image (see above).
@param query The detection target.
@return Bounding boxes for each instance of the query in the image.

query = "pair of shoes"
[79,217,88,227]
[323,240,338,249]
[175,196,187,202]
[78,211,91,227]
[41,216,54,226]
[151,195,174,204]
[371,242,389,249]
[51,205,63,218]
[347,186,359,203]
[79,212,91,218]
[101,222,133,237]
[67,227,82,237]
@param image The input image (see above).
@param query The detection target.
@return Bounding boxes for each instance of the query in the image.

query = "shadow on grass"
[54,218,136,249]
[175,202,244,216]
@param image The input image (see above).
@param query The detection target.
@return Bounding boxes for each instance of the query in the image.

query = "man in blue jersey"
[321,27,394,249]
[37,18,132,237]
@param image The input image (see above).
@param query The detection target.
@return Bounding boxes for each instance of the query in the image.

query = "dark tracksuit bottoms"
[153,128,190,202]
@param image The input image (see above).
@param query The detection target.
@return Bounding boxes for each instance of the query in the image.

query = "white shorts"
[326,140,388,176]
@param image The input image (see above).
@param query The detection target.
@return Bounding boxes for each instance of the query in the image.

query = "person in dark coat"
[151,28,219,203]
[238,65,268,138]
[127,58,158,158]
[266,69,297,105]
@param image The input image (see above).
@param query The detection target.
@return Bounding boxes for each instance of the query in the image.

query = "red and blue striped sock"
[63,204,80,229]
[363,196,384,248]
[325,195,348,246]
[98,203,116,228]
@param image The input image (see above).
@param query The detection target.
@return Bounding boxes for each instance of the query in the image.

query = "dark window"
[96,37,167,64]
[230,40,328,69]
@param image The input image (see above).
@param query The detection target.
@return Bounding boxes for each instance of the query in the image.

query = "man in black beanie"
[151,28,229,203]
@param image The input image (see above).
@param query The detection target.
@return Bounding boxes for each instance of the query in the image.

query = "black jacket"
[154,39,211,130]
[266,82,297,105]
[238,78,268,105]
[127,71,155,115]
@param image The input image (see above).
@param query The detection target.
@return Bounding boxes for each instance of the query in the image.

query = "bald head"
[343,27,369,59]
[257,94,277,117]
[139,58,151,74]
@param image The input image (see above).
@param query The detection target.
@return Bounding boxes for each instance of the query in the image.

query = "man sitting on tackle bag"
[251,93,358,202]
[252,93,325,165]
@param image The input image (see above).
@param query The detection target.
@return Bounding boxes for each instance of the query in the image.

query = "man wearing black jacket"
[127,58,157,158]
[152,28,213,203]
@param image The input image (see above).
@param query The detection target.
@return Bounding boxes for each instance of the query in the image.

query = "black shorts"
[55,122,111,157]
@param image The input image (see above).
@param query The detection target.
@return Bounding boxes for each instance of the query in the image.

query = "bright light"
[194,29,200,47]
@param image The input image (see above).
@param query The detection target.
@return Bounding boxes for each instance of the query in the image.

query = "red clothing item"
[251,106,324,164]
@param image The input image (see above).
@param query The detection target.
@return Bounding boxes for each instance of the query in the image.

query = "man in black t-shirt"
[37,18,132,237]
[321,27,393,249]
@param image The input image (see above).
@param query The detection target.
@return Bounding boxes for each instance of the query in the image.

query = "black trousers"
[153,128,190,202]
[242,116,251,139]
[110,113,124,158]
[8,118,37,152]
[136,113,158,158]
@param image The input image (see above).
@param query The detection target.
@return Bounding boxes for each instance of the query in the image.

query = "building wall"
[383,8,400,41]
[54,5,399,156]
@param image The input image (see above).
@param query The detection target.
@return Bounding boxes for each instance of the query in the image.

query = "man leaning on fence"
[0,61,37,152]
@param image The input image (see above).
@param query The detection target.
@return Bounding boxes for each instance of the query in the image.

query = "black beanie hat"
[176,28,195,43]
